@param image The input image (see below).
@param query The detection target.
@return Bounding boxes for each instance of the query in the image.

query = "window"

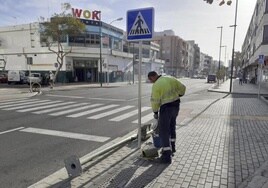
[263,25,268,44]
[68,33,101,46]
[266,0,268,13]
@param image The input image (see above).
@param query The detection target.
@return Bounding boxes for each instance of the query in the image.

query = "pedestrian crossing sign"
[127,7,154,41]
[259,55,264,64]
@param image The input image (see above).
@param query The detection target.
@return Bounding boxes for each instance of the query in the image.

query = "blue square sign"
[127,7,154,41]
[259,55,264,64]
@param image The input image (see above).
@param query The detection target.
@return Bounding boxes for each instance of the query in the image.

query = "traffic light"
[203,0,232,6]
[204,0,213,4]
[207,0,213,4]
[219,0,225,6]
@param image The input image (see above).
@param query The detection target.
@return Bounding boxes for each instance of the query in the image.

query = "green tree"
[216,66,226,81]
[40,3,85,84]
[233,51,242,76]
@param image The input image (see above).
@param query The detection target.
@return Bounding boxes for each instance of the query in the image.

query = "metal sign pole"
[126,7,154,149]
[138,41,142,149]
[29,64,32,92]
[258,55,264,99]
[258,64,263,99]
[27,57,33,92]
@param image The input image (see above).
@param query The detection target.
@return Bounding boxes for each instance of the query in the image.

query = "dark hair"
[148,71,157,77]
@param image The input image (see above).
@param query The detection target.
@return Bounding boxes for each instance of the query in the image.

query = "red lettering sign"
[92,11,101,21]
[72,8,83,18]
[72,8,101,21]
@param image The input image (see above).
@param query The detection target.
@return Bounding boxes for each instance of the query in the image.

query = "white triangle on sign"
[128,12,151,36]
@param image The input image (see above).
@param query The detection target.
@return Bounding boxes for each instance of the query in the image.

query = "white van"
[27,73,42,84]
[7,70,26,84]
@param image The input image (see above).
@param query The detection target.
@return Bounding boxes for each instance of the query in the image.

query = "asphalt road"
[0,78,225,188]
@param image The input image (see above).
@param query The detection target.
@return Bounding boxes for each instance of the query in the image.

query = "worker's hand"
[153,112,158,119]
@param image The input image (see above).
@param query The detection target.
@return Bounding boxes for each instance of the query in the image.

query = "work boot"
[153,150,172,164]
[171,142,176,153]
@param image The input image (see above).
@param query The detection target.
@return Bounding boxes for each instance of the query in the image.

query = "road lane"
[0,79,220,187]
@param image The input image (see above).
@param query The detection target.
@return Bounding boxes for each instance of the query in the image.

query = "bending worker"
[148,71,186,164]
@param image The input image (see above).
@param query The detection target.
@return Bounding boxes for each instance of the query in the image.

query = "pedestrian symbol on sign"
[259,55,264,64]
[128,12,151,36]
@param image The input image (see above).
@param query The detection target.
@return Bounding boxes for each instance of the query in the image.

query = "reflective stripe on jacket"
[150,76,186,112]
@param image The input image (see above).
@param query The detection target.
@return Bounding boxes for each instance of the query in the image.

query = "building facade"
[154,30,188,77]
[0,18,164,83]
[187,40,200,77]
[123,41,164,79]
[241,0,268,84]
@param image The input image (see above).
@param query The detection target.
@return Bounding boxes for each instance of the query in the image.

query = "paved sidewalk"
[208,78,268,95]
[209,79,268,106]
[29,80,268,188]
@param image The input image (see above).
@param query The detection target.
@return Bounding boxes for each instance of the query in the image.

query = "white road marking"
[20,127,110,142]
[46,94,84,99]
[17,102,75,112]
[87,105,135,119]
[0,99,38,105]
[3,100,59,111]
[132,113,154,124]
[67,104,119,118]
[87,97,126,102]
[0,98,28,103]
[49,104,103,116]
[109,107,151,122]
[0,99,44,108]
[0,127,25,135]
[127,95,151,102]
[33,103,88,114]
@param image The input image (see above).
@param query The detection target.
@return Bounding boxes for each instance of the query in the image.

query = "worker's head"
[147,71,159,83]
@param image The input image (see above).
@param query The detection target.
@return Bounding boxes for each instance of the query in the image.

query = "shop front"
[73,59,98,82]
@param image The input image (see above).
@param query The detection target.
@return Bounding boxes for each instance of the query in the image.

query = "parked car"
[207,74,216,83]
[198,75,206,79]
[0,73,8,83]
[7,70,26,84]
[191,75,199,79]
[27,73,43,84]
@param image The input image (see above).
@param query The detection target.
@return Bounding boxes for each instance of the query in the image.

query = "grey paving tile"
[64,98,268,188]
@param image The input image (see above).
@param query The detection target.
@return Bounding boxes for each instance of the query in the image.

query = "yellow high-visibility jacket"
[150,76,186,113]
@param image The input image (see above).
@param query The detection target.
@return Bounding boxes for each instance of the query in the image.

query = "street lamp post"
[217,26,223,72]
[229,0,238,93]
[217,26,223,85]
[107,17,123,85]
[99,12,103,87]
[221,45,227,80]
[221,45,227,66]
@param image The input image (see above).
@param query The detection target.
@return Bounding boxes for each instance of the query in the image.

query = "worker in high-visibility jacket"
[148,71,186,164]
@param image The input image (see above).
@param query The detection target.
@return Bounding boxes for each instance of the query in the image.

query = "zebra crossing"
[0,98,154,124]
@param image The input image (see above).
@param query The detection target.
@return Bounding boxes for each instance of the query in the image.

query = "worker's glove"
[153,112,158,119]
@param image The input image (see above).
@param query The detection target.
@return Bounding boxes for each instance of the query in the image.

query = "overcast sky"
[0,0,257,66]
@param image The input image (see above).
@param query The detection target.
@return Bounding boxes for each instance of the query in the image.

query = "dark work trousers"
[159,100,180,156]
